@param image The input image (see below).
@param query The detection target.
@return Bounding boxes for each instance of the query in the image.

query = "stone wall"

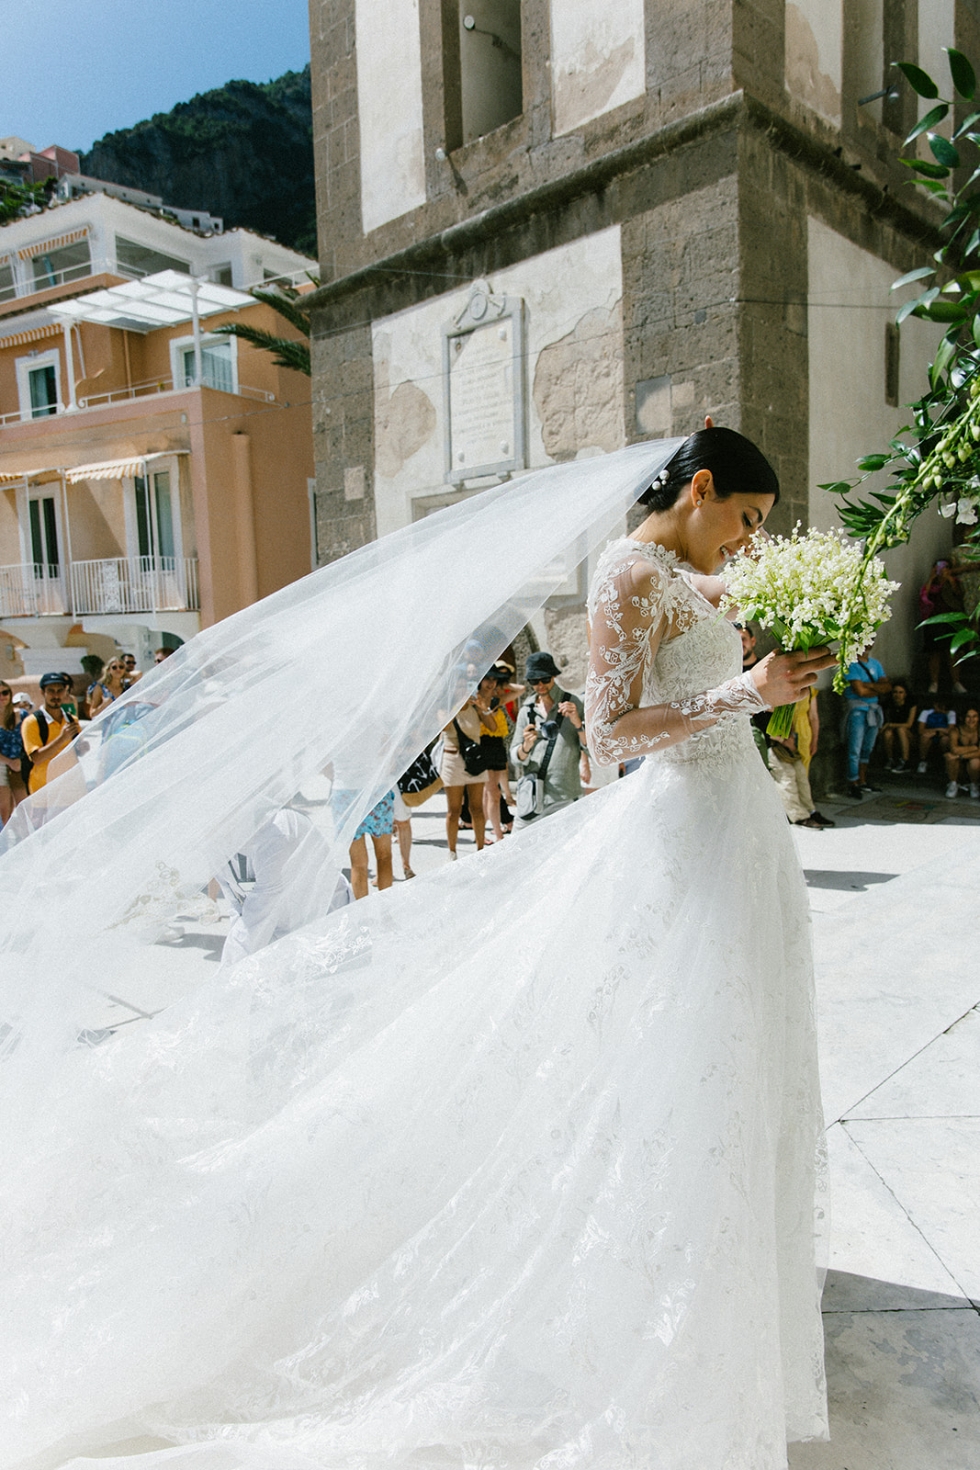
[310,316,376,563]
[308,0,972,743]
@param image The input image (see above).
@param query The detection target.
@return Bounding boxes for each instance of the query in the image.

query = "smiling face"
[684,471,775,574]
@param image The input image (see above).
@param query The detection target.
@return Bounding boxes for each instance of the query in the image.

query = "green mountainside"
[79,67,316,255]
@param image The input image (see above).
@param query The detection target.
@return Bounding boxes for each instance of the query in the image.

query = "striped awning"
[18,228,89,260]
[0,322,64,350]
[0,466,63,483]
[65,450,185,483]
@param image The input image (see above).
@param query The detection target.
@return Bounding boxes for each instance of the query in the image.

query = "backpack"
[21,709,48,788]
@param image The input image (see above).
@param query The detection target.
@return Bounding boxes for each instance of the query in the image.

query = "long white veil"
[0,437,832,1469]
[0,440,679,1094]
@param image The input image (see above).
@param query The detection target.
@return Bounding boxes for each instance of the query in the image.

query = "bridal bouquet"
[723,526,899,739]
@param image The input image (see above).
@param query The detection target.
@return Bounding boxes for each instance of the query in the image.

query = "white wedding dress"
[2,530,827,1470]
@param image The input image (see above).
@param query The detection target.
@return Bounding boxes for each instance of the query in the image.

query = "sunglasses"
[530,677,553,685]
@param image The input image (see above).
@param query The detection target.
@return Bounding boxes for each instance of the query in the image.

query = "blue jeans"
[845,704,879,782]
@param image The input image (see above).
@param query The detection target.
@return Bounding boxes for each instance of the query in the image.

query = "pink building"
[0,183,317,687]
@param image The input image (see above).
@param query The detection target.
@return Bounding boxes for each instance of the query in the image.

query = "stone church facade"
[306,0,974,682]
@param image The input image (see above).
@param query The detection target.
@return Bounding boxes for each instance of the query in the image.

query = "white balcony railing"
[2,255,149,302]
[69,556,200,616]
[0,557,200,617]
[0,378,275,426]
[3,256,316,304]
[77,376,275,410]
[0,563,68,617]
[77,375,175,410]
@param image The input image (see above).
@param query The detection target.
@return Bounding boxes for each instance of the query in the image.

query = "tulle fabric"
[6,736,826,1470]
[0,441,827,1468]
[0,443,681,1165]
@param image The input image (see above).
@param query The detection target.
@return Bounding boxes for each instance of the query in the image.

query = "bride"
[0,429,833,1470]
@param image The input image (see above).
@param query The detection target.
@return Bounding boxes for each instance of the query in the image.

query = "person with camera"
[510,651,588,829]
[20,673,81,796]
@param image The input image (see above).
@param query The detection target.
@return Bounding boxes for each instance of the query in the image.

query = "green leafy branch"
[832,48,980,671]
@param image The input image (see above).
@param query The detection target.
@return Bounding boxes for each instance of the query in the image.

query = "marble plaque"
[443,281,526,484]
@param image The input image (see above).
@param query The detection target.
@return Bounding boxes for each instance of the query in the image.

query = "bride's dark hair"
[638,427,779,509]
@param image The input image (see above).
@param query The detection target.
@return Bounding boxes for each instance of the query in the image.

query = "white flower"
[940,501,958,518]
[956,498,979,525]
[722,526,899,668]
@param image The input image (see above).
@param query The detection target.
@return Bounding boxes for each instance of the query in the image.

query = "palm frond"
[212,322,311,376]
[247,286,314,338]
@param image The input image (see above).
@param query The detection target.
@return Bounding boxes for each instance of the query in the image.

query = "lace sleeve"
[585,548,768,765]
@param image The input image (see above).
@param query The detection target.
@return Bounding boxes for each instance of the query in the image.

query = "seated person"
[880,679,917,773]
[945,706,980,800]
[916,701,956,774]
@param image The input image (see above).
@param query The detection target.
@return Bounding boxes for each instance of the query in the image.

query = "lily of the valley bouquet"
[723,527,899,739]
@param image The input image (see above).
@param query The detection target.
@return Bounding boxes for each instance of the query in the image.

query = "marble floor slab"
[78,921,230,1028]
[845,1118,980,1302]
[847,1005,980,1122]
[809,840,980,1121]
[824,1124,965,1299]
[792,818,975,913]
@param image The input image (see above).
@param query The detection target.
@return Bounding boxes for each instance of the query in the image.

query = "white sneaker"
[448,851,458,861]
[971,784,980,800]
[917,761,928,774]
[946,781,959,799]
[953,682,968,695]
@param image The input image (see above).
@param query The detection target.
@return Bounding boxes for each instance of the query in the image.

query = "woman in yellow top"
[477,667,514,843]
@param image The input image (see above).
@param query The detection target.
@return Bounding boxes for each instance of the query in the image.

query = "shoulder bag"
[453,717,490,777]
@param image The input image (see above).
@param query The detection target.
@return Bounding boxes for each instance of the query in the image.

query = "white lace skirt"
[5,735,827,1470]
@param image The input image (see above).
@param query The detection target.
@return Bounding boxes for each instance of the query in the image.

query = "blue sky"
[1,0,311,155]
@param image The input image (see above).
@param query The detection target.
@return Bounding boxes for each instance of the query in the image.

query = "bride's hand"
[750,648,835,708]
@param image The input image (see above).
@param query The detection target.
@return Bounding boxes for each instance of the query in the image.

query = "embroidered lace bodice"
[586,538,767,768]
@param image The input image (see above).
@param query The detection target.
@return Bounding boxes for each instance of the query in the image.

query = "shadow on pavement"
[804,870,899,892]
[789,1271,980,1468]
[163,932,225,959]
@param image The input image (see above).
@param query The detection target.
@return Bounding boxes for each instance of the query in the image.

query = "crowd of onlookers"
[0,648,174,828]
[4,614,978,864]
[738,615,980,830]
[340,648,593,895]
[839,657,979,801]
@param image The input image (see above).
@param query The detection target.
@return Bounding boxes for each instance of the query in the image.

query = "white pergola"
[49,270,256,407]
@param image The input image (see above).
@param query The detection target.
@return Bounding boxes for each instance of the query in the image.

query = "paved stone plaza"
[89,779,980,1469]
[785,785,980,1470]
